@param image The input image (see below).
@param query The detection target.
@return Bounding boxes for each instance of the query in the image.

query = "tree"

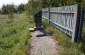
[18,4,25,13]
[2,4,8,14]
[7,4,14,14]
[1,4,15,15]
[26,0,85,16]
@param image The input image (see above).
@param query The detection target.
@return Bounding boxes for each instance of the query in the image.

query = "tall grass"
[42,19,85,55]
[0,12,34,55]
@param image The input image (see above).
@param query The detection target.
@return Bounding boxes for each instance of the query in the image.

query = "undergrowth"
[0,12,34,55]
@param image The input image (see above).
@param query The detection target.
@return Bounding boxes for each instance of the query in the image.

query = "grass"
[0,12,85,55]
[42,19,85,55]
[0,12,34,55]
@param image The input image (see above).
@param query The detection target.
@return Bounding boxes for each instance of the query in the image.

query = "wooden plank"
[50,11,75,14]
[50,20,73,32]
[71,4,78,42]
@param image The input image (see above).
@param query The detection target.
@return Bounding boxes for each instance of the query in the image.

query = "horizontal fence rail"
[42,4,84,42]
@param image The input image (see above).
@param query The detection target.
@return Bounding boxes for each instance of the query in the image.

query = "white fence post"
[48,8,50,23]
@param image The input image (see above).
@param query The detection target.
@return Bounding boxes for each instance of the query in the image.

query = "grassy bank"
[42,19,85,55]
[0,12,34,55]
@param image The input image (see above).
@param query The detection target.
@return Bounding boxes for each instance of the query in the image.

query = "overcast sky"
[0,0,28,8]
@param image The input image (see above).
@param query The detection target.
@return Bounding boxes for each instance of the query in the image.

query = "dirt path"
[29,30,58,55]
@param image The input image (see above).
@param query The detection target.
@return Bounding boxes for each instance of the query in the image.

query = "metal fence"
[42,4,84,42]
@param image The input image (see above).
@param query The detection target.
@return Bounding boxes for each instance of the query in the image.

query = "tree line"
[26,0,85,16]
[0,0,85,17]
[0,4,26,14]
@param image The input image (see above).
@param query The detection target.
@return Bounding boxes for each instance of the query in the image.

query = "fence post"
[72,4,78,42]
[48,8,50,23]
[78,6,84,40]
[72,4,83,42]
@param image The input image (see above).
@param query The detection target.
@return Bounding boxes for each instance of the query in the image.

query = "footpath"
[29,29,58,55]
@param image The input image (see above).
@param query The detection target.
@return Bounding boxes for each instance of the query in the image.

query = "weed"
[0,12,33,55]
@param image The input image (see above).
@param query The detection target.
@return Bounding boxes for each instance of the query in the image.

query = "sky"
[0,0,29,8]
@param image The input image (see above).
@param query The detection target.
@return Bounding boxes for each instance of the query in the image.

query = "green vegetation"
[26,0,85,16]
[0,0,85,55]
[42,19,85,55]
[0,12,34,55]
[18,4,25,13]
[26,0,85,55]
[1,4,26,14]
